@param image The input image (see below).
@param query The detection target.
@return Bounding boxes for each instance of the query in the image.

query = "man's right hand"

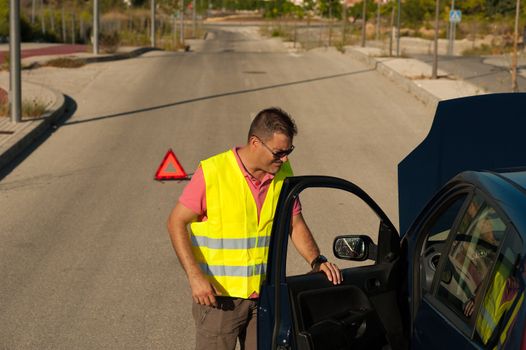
[190,275,221,307]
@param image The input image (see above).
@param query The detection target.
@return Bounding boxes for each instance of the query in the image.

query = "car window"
[419,194,468,294]
[436,197,507,322]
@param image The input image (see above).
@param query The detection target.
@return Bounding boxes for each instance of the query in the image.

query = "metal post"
[151,0,156,47]
[328,0,333,47]
[61,5,66,42]
[342,4,348,45]
[376,0,381,41]
[176,15,177,46]
[396,0,401,56]
[32,0,36,24]
[361,0,367,47]
[180,0,185,46]
[93,0,99,55]
[511,0,521,92]
[40,0,46,34]
[71,12,76,44]
[389,1,395,56]
[9,0,22,123]
[448,0,455,55]
[432,0,440,79]
[193,0,197,38]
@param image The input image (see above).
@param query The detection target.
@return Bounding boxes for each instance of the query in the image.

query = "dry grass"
[44,57,86,68]
[22,99,48,119]
[0,99,49,119]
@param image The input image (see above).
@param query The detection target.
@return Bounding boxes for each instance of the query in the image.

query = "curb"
[344,47,440,107]
[24,47,161,69]
[0,83,66,171]
[82,47,161,64]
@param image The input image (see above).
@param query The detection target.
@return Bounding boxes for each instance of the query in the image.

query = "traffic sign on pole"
[449,10,461,23]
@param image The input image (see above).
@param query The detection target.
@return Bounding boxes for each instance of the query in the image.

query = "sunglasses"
[255,136,295,159]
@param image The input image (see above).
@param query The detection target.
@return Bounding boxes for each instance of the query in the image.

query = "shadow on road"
[63,68,374,127]
[0,96,77,182]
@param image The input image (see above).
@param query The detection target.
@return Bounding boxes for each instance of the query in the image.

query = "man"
[167,107,342,350]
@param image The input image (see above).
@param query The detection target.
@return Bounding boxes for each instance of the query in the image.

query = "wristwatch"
[310,255,328,269]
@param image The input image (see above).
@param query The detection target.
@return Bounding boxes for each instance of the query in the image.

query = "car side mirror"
[333,235,377,261]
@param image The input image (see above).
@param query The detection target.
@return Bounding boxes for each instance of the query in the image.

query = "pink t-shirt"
[179,148,301,221]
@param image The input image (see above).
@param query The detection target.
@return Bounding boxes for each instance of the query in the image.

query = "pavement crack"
[0,166,100,192]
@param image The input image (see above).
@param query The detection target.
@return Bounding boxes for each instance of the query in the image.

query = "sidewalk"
[0,45,155,171]
[342,46,485,107]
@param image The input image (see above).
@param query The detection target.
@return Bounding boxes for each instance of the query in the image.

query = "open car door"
[258,176,407,350]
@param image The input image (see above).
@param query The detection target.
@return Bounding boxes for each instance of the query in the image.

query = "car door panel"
[286,263,403,350]
[259,176,406,350]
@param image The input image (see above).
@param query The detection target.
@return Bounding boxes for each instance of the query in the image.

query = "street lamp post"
[9,0,21,123]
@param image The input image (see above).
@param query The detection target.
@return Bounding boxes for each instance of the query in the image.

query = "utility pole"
[511,0,521,91]
[151,0,156,47]
[396,0,401,55]
[93,0,99,55]
[9,0,22,123]
[432,0,440,79]
[361,0,367,47]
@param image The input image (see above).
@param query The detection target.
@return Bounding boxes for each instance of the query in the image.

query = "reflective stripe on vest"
[190,149,293,298]
[191,235,271,249]
[199,263,267,277]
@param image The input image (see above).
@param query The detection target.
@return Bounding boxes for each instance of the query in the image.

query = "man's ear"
[248,135,259,149]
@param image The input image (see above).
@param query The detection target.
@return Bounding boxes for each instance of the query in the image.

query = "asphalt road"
[0,26,433,349]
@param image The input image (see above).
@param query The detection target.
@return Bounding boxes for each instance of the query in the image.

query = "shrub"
[100,31,120,53]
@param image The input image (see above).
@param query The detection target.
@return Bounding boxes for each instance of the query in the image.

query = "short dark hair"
[248,107,297,141]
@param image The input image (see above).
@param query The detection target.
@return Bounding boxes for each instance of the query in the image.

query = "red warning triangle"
[155,149,188,180]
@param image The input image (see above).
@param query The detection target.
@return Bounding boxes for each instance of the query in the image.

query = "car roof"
[398,93,526,235]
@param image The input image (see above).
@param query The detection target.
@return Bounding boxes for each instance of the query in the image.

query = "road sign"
[449,10,461,23]
[155,149,188,180]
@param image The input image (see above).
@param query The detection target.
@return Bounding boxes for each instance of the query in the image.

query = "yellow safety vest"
[475,265,519,345]
[190,149,293,298]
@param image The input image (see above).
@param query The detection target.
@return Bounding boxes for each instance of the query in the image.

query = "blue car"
[258,93,526,350]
